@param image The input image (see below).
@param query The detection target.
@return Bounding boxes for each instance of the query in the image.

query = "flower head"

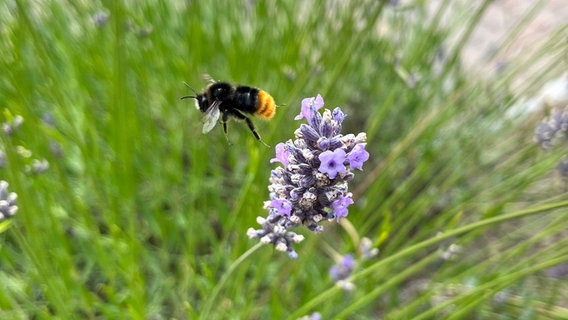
[248,94,369,258]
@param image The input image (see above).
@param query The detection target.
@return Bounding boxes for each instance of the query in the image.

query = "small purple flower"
[270,199,292,217]
[318,149,347,179]
[93,11,110,28]
[295,94,324,122]
[332,195,353,221]
[346,143,369,170]
[270,143,290,167]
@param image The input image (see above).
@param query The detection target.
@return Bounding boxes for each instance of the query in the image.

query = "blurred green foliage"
[0,0,567,319]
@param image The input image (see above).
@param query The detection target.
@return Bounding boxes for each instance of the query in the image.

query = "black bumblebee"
[181,80,276,147]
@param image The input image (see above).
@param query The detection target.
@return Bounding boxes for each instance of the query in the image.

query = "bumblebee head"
[181,82,209,112]
[193,94,209,112]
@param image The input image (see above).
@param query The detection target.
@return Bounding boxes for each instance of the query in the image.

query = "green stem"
[199,242,263,319]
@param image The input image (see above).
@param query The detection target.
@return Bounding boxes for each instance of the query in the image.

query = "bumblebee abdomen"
[255,90,276,120]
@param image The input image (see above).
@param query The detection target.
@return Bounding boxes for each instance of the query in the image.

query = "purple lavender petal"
[270,143,290,167]
[295,94,324,122]
[270,199,292,217]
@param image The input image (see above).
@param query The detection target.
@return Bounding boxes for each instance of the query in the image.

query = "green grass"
[1,0,567,319]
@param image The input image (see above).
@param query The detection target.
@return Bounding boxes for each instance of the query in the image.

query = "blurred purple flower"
[2,115,23,136]
[93,11,110,28]
[535,107,568,150]
[330,254,356,291]
[330,254,356,281]
[0,180,18,221]
[535,106,568,175]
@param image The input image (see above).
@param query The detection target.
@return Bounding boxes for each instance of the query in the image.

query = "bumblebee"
[181,80,276,147]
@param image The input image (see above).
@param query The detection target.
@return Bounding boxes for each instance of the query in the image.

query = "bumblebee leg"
[244,117,270,148]
[221,112,232,146]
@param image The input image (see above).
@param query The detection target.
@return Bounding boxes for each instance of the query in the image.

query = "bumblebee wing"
[202,74,217,85]
[202,100,221,134]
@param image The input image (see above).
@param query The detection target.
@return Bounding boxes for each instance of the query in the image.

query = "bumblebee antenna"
[181,82,198,100]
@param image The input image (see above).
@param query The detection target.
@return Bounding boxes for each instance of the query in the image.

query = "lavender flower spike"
[248,94,369,258]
